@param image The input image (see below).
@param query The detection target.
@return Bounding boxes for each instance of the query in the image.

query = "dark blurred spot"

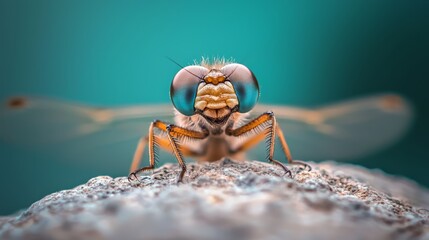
[7,97,27,109]
[185,88,194,103]
[237,84,246,97]
[380,95,404,111]
[104,202,120,214]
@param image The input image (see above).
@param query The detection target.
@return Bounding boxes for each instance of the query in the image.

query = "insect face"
[170,63,260,124]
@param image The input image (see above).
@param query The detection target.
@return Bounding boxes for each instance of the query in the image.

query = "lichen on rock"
[0,159,428,240]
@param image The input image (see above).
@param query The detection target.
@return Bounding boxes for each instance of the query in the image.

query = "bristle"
[265,129,274,162]
[153,137,160,165]
[197,57,235,69]
[153,143,160,167]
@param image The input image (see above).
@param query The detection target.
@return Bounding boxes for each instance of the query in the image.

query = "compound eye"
[170,66,209,116]
[221,64,260,113]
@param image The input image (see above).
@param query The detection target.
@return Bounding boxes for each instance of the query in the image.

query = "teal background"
[1,0,428,215]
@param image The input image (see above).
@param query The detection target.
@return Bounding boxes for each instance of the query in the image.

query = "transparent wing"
[0,94,413,168]
[0,97,177,171]
[0,97,181,214]
[0,94,413,214]
[248,94,413,162]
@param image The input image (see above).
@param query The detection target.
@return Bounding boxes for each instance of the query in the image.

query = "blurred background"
[0,0,428,215]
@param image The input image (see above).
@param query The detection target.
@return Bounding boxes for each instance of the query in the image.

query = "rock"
[0,159,428,240]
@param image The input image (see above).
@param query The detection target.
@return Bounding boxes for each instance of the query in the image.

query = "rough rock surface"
[0,159,428,240]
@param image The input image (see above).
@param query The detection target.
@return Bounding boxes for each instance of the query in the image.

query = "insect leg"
[128,120,208,183]
[163,123,208,183]
[129,135,201,176]
[226,112,292,177]
[276,125,312,171]
[128,121,157,182]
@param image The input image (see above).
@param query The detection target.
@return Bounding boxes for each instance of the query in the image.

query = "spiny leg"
[128,120,208,183]
[226,111,292,177]
[128,135,201,182]
[163,122,208,183]
[128,122,156,182]
[129,135,199,175]
[276,125,311,171]
[165,125,187,183]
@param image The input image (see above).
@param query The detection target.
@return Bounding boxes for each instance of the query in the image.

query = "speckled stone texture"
[0,159,428,240]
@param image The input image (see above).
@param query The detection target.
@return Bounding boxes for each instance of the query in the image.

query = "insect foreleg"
[128,120,208,183]
[128,121,157,182]
[226,112,292,177]
[129,135,201,175]
[164,121,209,183]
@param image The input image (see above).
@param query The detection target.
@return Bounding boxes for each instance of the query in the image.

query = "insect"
[0,60,412,184]
[128,60,311,183]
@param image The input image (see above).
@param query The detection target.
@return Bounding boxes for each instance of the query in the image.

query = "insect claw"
[271,159,293,178]
[285,169,292,178]
[304,164,312,172]
[280,166,293,178]
[127,174,134,182]
[128,172,141,183]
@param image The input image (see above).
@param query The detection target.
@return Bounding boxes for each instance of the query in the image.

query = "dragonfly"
[0,60,413,184]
